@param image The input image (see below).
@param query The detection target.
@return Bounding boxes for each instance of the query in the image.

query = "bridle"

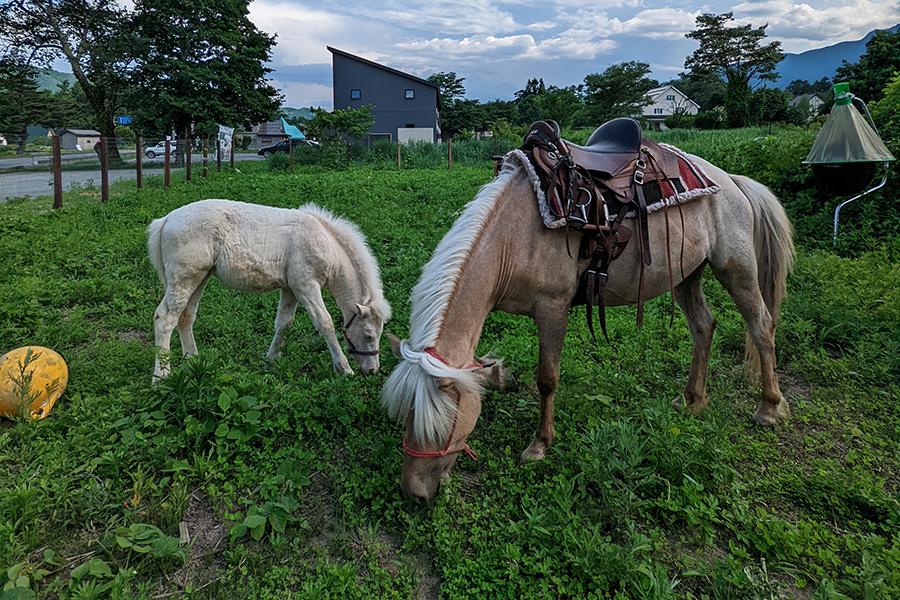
[401,347,494,462]
[342,313,380,357]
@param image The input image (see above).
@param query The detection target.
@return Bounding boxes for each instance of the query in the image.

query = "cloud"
[277,81,334,109]
[732,0,900,52]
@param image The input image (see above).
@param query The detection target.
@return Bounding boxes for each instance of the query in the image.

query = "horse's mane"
[301,203,391,322]
[381,164,519,444]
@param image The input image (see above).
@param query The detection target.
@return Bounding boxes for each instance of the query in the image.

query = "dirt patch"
[118,329,151,345]
[163,492,226,593]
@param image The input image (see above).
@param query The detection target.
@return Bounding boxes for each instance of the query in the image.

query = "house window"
[666,94,675,101]
[653,108,664,115]
[261,138,272,143]
[351,89,361,100]
[405,89,415,99]
[405,123,415,128]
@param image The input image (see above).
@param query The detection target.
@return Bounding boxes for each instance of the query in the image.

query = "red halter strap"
[400,347,491,462]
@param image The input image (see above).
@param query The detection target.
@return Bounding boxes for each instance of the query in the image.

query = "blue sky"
[249,0,900,109]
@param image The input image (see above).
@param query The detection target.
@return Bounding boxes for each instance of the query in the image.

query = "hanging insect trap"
[803,82,895,244]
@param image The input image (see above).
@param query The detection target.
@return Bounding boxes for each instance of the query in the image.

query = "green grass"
[0,152,898,599]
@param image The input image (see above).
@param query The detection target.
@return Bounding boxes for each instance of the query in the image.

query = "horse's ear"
[386,333,402,358]
[356,303,371,318]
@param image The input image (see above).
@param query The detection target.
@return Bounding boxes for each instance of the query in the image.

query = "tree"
[751,87,789,125]
[785,77,831,97]
[427,71,474,139]
[684,12,783,128]
[835,30,900,104]
[1,0,136,163]
[0,55,54,153]
[580,61,657,126]
[427,71,466,104]
[130,0,281,165]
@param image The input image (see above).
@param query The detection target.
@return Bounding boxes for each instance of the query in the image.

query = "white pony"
[147,199,391,381]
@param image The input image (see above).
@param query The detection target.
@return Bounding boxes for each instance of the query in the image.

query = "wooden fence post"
[202,138,208,178]
[216,139,222,172]
[186,137,192,182]
[346,139,350,169]
[289,139,293,172]
[164,139,171,189]
[136,136,143,189]
[397,140,401,169]
[51,135,62,209]
[448,138,452,170]
[100,137,109,203]
[230,138,234,169]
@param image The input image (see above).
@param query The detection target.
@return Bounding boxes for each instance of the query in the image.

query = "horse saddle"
[521,118,685,339]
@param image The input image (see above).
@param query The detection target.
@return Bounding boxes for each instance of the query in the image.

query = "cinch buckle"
[634,159,646,184]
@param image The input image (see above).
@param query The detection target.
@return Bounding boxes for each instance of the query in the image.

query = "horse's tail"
[730,174,795,378]
[146,216,168,290]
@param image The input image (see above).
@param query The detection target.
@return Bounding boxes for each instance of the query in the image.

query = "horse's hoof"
[520,440,548,463]
[672,395,707,416]
[752,397,791,426]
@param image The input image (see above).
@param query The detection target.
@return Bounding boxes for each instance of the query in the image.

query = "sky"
[248,0,900,109]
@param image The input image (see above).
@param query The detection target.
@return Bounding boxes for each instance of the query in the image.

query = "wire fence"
[0,136,236,204]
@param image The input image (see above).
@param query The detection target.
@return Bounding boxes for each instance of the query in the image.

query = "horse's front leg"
[296,285,353,376]
[672,264,715,415]
[521,305,569,463]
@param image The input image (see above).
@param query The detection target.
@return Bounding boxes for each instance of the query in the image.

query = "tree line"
[0,0,280,164]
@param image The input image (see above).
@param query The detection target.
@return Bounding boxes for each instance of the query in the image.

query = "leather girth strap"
[521,118,669,340]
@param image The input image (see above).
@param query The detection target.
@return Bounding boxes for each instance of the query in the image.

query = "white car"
[144,141,177,159]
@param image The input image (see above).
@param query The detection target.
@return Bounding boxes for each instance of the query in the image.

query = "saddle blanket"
[504,144,720,230]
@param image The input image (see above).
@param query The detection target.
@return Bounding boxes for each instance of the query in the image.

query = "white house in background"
[642,85,700,130]
[789,93,825,120]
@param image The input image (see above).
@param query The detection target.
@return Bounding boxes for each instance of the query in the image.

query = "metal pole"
[448,138,452,170]
[164,139,171,188]
[136,136,143,189]
[833,164,889,245]
[100,137,109,203]
[397,140,401,169]
[202,138,208,178]
[51,135,62,209]
[230,137,234,169]
[289,139,293,172]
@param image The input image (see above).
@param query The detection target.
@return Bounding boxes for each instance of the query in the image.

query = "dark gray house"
[328,46,441,144]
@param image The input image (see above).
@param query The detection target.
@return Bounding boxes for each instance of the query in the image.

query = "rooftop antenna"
[802,82,895,245]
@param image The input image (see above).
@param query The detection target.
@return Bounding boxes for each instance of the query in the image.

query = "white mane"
[302,203,391,322]
[381,164,519,444]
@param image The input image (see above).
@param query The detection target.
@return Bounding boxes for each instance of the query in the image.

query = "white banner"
[216,125,234,161]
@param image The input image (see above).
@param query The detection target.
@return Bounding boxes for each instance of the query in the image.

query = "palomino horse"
[382,151,794,501]
[147,199,391,381]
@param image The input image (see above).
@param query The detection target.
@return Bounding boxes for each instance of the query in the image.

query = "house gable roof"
[57,128,101,136]
[644,85,700,109]
[327,46,441,109]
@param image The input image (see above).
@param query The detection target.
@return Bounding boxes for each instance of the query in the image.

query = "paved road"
[0,154,264,202]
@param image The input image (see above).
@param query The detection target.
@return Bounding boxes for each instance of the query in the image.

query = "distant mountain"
[36,68,76,91]
[280,107,315,121]
[774,24,900,88]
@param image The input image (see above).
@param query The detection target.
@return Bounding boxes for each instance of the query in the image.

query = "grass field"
[0,143,898,599]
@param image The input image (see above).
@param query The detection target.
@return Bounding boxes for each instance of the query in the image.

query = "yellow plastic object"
[0,346,68,419]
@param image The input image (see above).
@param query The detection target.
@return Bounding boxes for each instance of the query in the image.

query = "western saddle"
[517,118,683,339]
